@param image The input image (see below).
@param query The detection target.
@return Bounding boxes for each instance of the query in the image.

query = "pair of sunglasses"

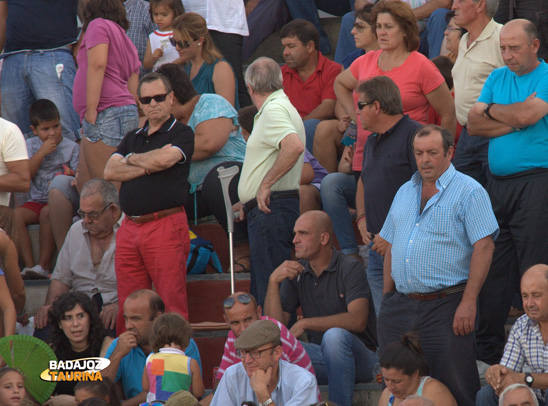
[223,293,251,309]
[357,101,373,110]
[169,37,193,49]
[138,93,169,105]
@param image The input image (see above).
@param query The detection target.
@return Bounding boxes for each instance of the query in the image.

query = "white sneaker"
[21,265,50,280]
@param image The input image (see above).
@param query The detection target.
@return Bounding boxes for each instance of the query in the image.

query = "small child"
[143,0,185,71]
[0,368,25,406]
[237,105,258,142]
[16,99,79,279]
[142,313,204,401]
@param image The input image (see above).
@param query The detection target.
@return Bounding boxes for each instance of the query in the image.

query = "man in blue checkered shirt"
[377,124,499,406]
[477,264,548,406]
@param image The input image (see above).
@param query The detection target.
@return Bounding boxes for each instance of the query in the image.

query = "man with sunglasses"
[200,292,314,406]
[104,72,194,334]
[34,179,121,336]
[211,319,318,406]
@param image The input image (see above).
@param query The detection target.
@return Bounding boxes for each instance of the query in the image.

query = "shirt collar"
[137,115,177,136]
[412,163,456,190]
[302,247,338,276]
[257,89,287,116]
[373,115,409,139]
[284,52,327,80]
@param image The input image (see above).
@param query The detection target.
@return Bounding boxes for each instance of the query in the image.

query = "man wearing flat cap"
[211,320,318,406]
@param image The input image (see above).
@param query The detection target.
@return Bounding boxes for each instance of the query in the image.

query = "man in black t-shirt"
[104,72,194,335]
[264,210,378,406]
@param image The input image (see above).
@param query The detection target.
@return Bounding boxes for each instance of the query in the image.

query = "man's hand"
[372,235,388,256]
[232,201,246,221]
[256,184,271,214]
[358,220,373,245]
[39,138,58,156]
[485,364,507,390]
[100,302,118,330]
[270,260,304,284]
[35,304,52,329]
[452,298,476,335]
[289,319,306,339]
[336,116,351,133]
[112,330,138,358]
[496,369,524,395]
[250,366,273,402]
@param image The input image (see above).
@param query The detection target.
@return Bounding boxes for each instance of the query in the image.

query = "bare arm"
[0,160,30,193]
[264,260,303,326]
[34,279,71,329]
[0,1,7,53]
[467,102,513,138]
[355,178,373,245]
[425,83,456,136]
[212,60,236,108]
[192,117,233,161]
[412,0,451,20]
[488,94,548,128]
[0,234,25,315]
[0,276,16,336]
[300,162,314,184]
[142,39,156,71]
[85,43,108,124]
[303,99,336,121]
[104,154,147,182]
[453,235,494,335]
[383,243,396,294]
[334,68,358,123]
[190,359,205,398]
[124,144,184,172]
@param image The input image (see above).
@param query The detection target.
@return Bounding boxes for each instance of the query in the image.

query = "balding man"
[468,19,548,366]
[264,211,377,406]
[477,265,548,406]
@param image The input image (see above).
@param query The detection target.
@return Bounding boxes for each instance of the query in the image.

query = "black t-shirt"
[3,0,78,53]
[280,248,377,348]
[361,115,421,234]
[116,116,194,216]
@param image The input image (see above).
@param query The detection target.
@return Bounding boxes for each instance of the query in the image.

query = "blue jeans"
[1,50,81,141]
[476,383,547,406]
[366,242,384,316]
[301,328,378,406]
[82,105,139,147]
[334,11,358,64]
[304,119,320,153]
[285,0,354,55]
[247,197,300,307]
[320,173,358,255]
[452,126,490,188]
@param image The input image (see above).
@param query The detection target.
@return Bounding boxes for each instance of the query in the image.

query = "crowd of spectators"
[0,0,546,405]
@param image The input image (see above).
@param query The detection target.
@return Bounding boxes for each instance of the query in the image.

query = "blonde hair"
[172,13,223,64]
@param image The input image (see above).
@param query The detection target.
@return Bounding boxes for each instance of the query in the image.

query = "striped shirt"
[501,314,547,401]
[380,164,499,294]
[216,316,314,381]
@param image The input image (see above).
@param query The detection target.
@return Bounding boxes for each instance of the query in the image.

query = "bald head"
[299,210,334,236]
[521,264,548,323]
[522,264,548,284]
[503,19,538,43]
[126,289,165,317]
[500,19,540,76]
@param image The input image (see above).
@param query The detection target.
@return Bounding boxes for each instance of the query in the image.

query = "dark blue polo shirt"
[361,114,421,234]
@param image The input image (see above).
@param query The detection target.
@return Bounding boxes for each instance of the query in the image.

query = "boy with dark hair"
[16,99,79,279]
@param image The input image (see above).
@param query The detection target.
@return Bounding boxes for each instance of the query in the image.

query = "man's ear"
[273,345,283,361]
[256,305,263,318]
[30,126,38,136]
[306,40,315,53]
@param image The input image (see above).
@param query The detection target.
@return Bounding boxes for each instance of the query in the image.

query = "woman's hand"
[84,110,97,125]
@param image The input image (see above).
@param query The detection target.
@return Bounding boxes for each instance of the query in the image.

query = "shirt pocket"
[424,206,453,239]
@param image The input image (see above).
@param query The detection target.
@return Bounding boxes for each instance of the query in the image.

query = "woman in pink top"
[334,0,456,168]
[73,0,141,189]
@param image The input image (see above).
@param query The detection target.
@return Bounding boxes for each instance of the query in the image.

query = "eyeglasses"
[236,346,277,359]
[223,293,251,309]
[77,203,112,220]
[352,22,368,33]
[169,37,192,49]
[446,26,463,32]
[357,101,373,110]
[138,93,169,105]
[241,402,258,406]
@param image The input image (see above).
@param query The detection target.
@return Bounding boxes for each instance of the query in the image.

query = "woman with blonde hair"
[172,12,239,109]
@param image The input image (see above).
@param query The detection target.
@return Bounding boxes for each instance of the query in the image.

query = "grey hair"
[473,0,499,18]
[499,383,539,406]
[80,179,119,207]
[244,57,283,95]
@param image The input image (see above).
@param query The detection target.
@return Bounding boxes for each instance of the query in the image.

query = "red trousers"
[115,210,190,335]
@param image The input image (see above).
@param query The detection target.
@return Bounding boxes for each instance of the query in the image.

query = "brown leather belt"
[407,283,466,301]
[126,207,183,224]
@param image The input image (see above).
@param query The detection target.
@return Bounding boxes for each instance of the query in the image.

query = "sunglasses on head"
[169,37,192,49]
[139,402,165,406]
[357,100,373,110]
[223,293,251,309]
[139,93,169,105]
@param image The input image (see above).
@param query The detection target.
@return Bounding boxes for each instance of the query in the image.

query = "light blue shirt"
[211,360,318,406]
[380,164,499,294]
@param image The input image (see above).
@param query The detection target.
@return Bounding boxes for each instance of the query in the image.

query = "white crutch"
[217,165,240,294]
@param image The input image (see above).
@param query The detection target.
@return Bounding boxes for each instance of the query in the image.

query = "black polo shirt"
[280,249,377,348]
[116,116,194,216]
[361,115,421,234]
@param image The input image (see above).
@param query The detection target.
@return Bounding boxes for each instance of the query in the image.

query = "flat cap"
[165,390,199,406]
[234,319,280,350]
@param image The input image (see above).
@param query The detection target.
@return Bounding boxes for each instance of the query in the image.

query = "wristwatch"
[484,103,496,120]
[259,399,273,406]
[525,372,534,387]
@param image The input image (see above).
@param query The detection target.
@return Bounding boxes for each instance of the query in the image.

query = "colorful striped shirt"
[380,164,499,294]
[216,316,314,380]
[145,348,192,401]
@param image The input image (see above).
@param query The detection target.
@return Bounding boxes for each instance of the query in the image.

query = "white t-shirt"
[182,0,249,36]
[0,119,29,206]
[148,30,180,71]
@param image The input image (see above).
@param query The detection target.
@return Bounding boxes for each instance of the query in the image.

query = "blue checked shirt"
[380,164,499,294]
[501,314,547,401]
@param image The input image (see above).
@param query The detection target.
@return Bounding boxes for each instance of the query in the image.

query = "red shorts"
[20,201,47,222]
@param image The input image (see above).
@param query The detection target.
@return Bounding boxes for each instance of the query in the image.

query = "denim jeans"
[1,50,81,141]
[320,173,358,255]
[334,11,358,64]
[476,383,547,406]
[366,242,384,316]
[304,119,321,153]
[247,197,299,307]
[81,105,139,147]
[301,328,378,406]
[285,0,354,55]
[453,126,490,188]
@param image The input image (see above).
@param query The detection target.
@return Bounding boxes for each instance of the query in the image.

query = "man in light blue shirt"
[378,124,499,406]
[211,319,318,406]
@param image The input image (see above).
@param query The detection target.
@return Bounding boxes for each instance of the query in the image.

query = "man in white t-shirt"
[0,119,30,206]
